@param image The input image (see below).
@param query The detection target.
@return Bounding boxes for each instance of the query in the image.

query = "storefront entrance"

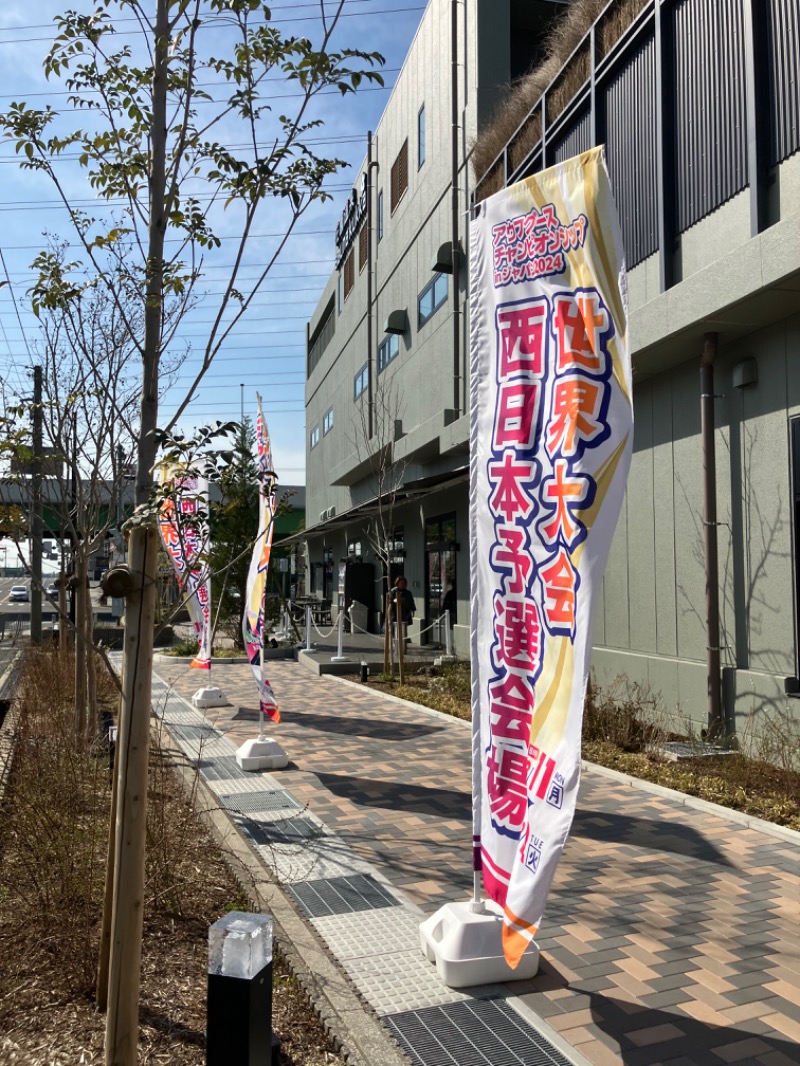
[425,513,457,636]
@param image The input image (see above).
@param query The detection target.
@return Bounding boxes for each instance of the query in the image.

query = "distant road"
[0,577,59,622]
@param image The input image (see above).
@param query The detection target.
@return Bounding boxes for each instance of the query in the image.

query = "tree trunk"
[58,571,68,657]
[104,2,169,1062]
[74,555,87,736]
[85,570,98,741]
[104,527,158,1065]
[96,735,119,1012]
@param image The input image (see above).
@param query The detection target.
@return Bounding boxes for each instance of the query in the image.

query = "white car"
[9,585,29,602]
[45,583,59,598]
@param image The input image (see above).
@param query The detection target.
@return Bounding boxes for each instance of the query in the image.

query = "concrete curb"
[579,759,800,844]
[0,651,22,802]
[156,727,410,1066]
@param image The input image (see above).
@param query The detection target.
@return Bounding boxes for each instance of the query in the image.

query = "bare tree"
[349,370,408,667]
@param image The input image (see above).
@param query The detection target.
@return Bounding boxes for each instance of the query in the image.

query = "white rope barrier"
[310,619,338,638]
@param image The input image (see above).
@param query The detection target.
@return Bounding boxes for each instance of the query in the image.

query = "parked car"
[9,585,29,602]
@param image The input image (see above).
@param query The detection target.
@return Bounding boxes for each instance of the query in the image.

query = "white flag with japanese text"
[470,147,633,966]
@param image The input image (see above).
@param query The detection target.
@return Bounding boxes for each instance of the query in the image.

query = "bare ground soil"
[0,649,345,1066]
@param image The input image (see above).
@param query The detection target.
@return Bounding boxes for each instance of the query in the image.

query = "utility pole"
[30,365,43,643]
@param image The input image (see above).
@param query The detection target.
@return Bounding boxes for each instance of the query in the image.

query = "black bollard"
[207,912,280,1066]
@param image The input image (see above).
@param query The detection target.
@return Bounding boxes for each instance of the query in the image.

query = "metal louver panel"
[605,35,658,268]
[552,110,592,164]
[767,0,800,163]
[673,0,748,231]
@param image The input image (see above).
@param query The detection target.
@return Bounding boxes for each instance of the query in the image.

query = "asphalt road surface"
[0,578,59,639]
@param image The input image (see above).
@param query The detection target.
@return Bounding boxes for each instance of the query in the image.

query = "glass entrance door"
[425,513,457,641]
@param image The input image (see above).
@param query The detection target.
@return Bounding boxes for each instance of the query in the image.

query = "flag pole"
[235,393,287,772]
[258,642,265,742]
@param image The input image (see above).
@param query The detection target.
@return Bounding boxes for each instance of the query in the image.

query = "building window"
[343,249,355,300]
[358,223,368,273]
[377,190,384,241]
[347,539,363,559]
[418,104,425,168]
[390,139,408,214]
[418,272,448,327]
[310,425,320,449]
[378,333,400,372]
[354,361,369,399]
[337,271,342,313]
[323,407,334,435]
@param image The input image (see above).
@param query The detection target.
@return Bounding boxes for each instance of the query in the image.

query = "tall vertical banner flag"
[242,395,280,722]
[470,147,633,967]
[157,466,212,670]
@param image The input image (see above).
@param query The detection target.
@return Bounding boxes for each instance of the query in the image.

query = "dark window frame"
[418,271,449,327]
[378,333,400,373]
[354,361,369,399]
[418,103,426,169]
[323,407,334,435]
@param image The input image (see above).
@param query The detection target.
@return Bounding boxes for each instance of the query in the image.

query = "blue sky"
[0,1,427,486]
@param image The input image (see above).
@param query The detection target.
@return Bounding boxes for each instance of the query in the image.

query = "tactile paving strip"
[385,1000,575,1066]
[218,789,301,814]
[287,873,400,918]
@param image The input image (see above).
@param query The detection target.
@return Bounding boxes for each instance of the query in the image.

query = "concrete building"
[303,0,800,746]
[303,0,567,649]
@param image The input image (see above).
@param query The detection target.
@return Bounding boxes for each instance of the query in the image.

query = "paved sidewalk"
[151,655,800,1066]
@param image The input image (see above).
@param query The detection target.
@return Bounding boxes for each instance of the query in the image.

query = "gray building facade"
[303,0,800,749]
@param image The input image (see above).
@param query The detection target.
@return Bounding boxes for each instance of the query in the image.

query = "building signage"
[469,147,633,968]
[334,173,368,268]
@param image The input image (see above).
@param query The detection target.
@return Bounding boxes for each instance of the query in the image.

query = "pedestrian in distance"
[389,575,416,624]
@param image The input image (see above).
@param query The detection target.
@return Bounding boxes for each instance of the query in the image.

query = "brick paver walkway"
[154,656,800,1066]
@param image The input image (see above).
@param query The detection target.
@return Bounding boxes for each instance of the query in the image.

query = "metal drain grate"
[219,790,301,814]
[239,816,321,846]
[199,755,252,781]
[385,1000,575,1066]
[287,874,400,918]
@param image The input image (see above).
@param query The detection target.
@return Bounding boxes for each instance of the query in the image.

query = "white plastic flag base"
[192,686,228,708]
[419,900,539,988]
[235,736,289,771]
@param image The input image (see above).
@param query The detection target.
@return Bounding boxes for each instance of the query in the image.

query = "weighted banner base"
[192,687,229,708]
[236,737,289,771]
[419,900,539,988]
